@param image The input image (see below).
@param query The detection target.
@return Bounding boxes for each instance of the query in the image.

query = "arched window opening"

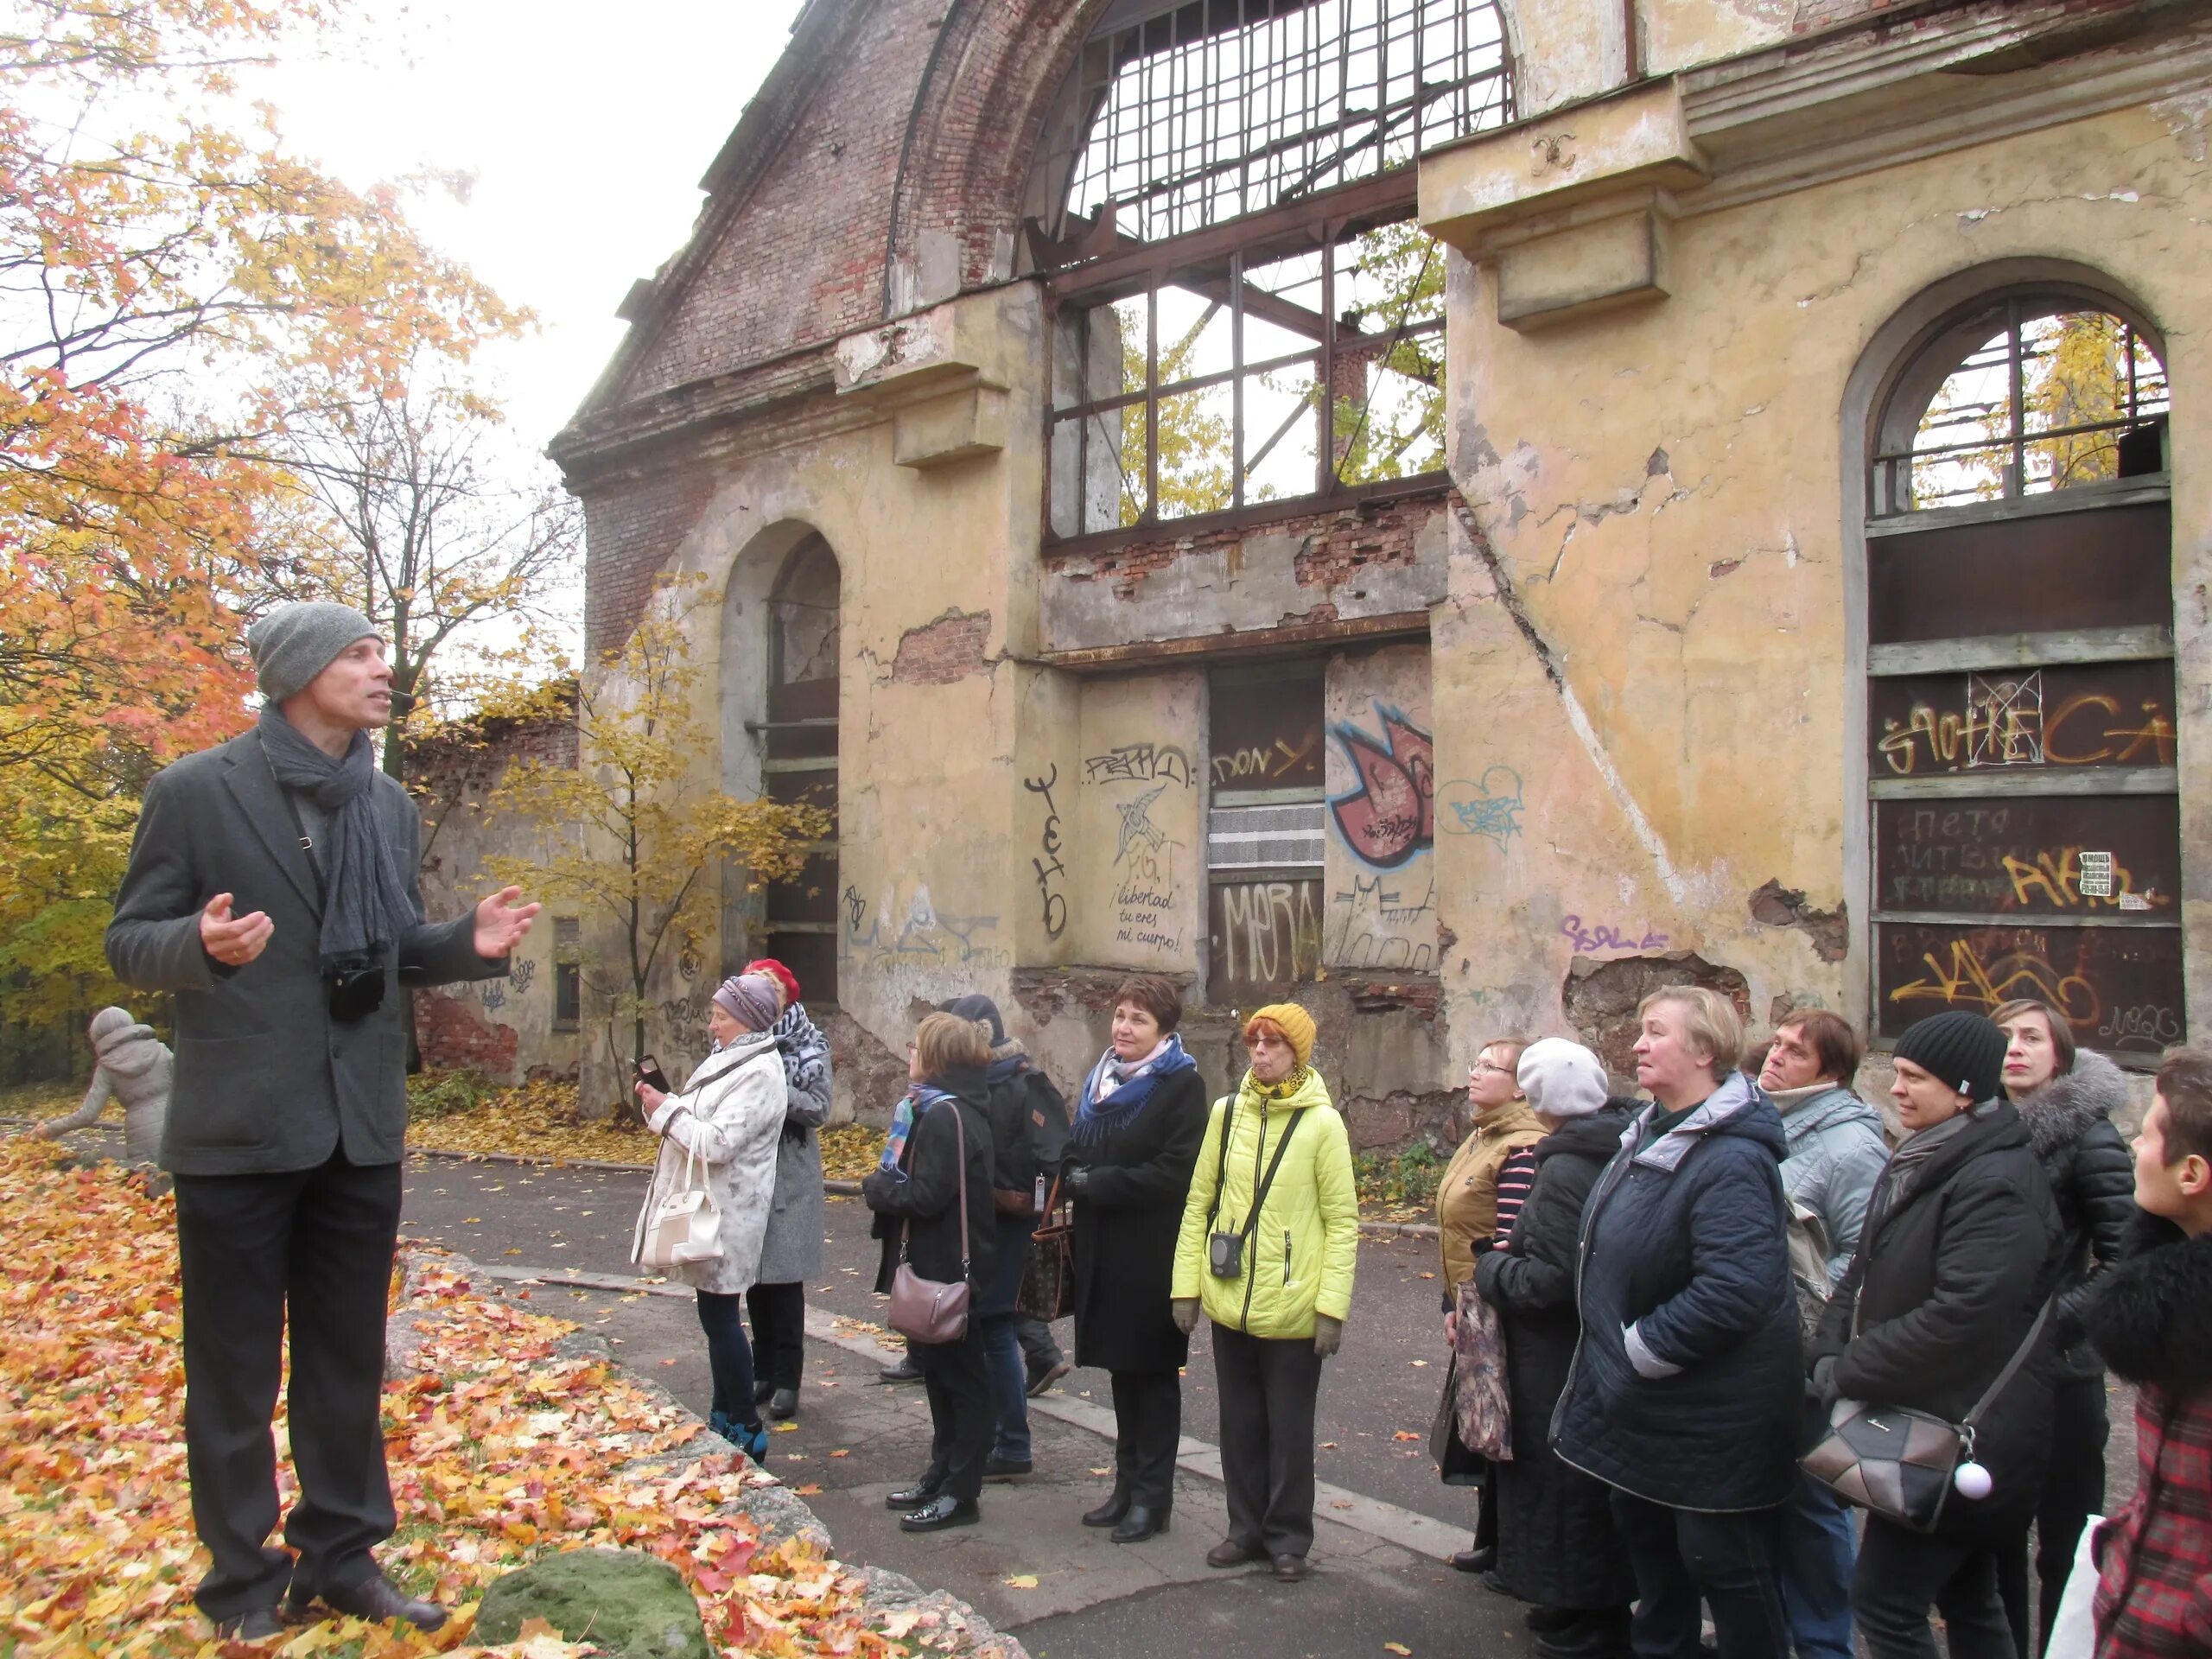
[1033,0,1508,545]
[1871,296,2168,516]
[759,536,841,1005]
[1859,287,2180,1062]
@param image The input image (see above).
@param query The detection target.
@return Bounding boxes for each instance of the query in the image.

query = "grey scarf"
[257,707,416,969]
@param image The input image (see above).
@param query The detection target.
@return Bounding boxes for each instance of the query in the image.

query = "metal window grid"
[1068,0,1511,245]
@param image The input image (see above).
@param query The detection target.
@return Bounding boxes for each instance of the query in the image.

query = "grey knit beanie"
[1892,1010,2009,1103]
[1517,1038,1611,1120]
[711,973,781,1032]
[247,601,381,702]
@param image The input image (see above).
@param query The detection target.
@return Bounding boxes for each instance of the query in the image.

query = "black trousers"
[1610,1491,1791,1659]
[746,1281,807,1391]
[172,1152,402,1620]
[916,1323,995,1502]
[1856,1515,2018,1659]
[1109,1369,1182,1509]
[1999,1373,2108,1657]
[1211,1323,1324,1560]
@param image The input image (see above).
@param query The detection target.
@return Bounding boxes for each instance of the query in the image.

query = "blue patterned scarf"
[1071,1033,1195,1147]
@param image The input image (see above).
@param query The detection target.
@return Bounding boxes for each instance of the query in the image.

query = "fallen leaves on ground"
[1001,1576,1037,1591]
[816,1126,883,1184]
[405,1075,652,1167]
[0,1137,934,1658]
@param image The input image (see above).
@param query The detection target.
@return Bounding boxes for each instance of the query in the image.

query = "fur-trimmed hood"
[2014,1047,2131,1158]
[2083,1210,2212,1394]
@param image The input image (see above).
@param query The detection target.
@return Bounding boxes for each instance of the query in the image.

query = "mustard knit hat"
[1245,1002,1317,1067]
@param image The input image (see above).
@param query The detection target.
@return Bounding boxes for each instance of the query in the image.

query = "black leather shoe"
[1082,1490,1132,1528]
[1271,1554,1310,1583]
[1110,1503,1170,1543]
[1025,1358,1071,1397]
[1452,1544,1497,1573]
[212,1606,285,1641]
[886,1475,945,1510]
[767,1387,798,1420]
[293,1573,447,1631]
[982,1455,1033,1482]
[899,1495,980,1533]
[753,1379,776,1405]
[1206,1538,1261,1567]
[879,1356,924,1384]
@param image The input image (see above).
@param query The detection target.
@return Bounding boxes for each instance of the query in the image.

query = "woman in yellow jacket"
[1172,1003,1358,1583]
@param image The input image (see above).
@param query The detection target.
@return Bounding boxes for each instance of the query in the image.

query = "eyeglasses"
[1470,1060,1514,1077]
[905,1042,917,1055]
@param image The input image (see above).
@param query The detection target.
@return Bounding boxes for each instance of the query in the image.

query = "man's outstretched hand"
[474,887,542,959]
[200,893,273,967]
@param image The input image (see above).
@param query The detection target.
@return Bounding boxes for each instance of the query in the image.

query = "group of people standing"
[1428,988,2209,1659]
[639,963,2211,1659]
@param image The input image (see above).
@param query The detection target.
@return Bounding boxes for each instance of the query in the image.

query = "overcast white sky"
[256,0,807,455]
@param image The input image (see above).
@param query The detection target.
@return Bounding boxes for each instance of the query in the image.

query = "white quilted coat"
[636,1033,788,1294]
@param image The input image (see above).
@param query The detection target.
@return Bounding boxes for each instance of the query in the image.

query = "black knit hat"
[1891,1010,2008,1103]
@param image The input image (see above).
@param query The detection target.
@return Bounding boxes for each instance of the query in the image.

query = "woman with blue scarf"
[1064,974,1208,1543]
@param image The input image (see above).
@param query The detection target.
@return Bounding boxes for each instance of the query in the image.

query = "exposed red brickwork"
[413,990,521,1077]
[888,608,991,683]
[581,465,721,660]
[1043,488,1451,601]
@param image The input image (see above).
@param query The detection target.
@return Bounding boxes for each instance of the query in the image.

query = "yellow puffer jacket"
[1172,1065,1358,1338]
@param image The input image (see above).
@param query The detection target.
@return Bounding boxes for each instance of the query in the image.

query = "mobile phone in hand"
[635,1055,671,1094]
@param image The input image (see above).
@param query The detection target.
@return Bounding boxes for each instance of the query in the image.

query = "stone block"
[1495,210,1668,330]
[893,386,1007,469]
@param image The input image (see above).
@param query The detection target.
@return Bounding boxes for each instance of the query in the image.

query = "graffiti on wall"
[1876,921,2184,1052]
[1025,764,1069,940]
[1328,704,1434,869]
[1211,730,1322,789]
[1328,873,1436,971]
[842,882,1010,971]
[1210,876,1325,1001]
[1083,742,1198,789]
[1872,661,2178,777]
[1439,766,1525,850]
[1560,915,1669,953]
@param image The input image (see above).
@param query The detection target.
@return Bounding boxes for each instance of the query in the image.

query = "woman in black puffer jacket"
[1811,1012,2066,1659]
[1990,1000,2135,1656]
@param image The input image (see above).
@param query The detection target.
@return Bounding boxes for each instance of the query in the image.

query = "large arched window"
[758,537,842,1003]
[1861,285,2179,1059]
[1032,0,1511,543]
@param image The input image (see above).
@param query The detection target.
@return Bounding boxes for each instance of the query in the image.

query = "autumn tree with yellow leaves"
[488,576,830,1115]
[0,0,523,1054]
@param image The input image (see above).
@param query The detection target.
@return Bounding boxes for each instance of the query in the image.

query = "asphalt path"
[397,1154,1479,1531]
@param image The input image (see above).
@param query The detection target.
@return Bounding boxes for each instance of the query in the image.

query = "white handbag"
[632,1131,723,1268]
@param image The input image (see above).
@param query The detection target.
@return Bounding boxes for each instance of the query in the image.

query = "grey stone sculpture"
[40,1006,171,1164]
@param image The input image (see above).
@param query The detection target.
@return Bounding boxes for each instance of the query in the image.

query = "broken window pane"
[1156,383,1236,519]
[1051,406,1147,535]
[1050,0,1512,248]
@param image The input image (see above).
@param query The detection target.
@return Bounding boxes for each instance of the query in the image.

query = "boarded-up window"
[1866,296,2178,1059]
[1207,664,1325,1007]
[553,918,581,1032]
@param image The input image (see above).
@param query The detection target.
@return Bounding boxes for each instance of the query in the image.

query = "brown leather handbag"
[1017,1175,1076,1321]
[887,1102,973,1344]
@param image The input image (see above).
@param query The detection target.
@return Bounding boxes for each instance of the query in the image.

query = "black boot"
[1110,1503,1170,1543]
[899,1495,980,1532]
[1082,1488,1132,1528]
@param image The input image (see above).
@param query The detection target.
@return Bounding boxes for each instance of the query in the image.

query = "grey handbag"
[887,1100,973,1344]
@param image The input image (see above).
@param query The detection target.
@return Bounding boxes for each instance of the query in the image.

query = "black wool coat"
[1065,1065,1208,1374]
[864,1068,998,1306]
[2015,1052,2139,1378]
[1817,1100,2065,1542]
[1474,1104,1637,1611]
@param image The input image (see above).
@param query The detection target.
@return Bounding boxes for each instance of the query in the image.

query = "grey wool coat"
[638,1034,788,1295]
[104,728,505,1175]
[753,1016,830,1287]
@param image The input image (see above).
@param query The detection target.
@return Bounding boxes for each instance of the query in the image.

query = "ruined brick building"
[465,0,2212,1131]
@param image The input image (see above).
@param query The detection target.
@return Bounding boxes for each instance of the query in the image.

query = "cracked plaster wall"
[1430,100,2212,1063]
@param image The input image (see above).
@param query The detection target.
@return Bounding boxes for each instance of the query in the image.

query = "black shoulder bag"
[1204,1098,1301,1279]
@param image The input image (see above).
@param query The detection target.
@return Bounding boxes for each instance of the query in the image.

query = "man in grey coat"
[105,602,537,1640]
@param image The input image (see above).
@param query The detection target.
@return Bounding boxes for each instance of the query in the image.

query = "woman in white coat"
[633,971,789,1462]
